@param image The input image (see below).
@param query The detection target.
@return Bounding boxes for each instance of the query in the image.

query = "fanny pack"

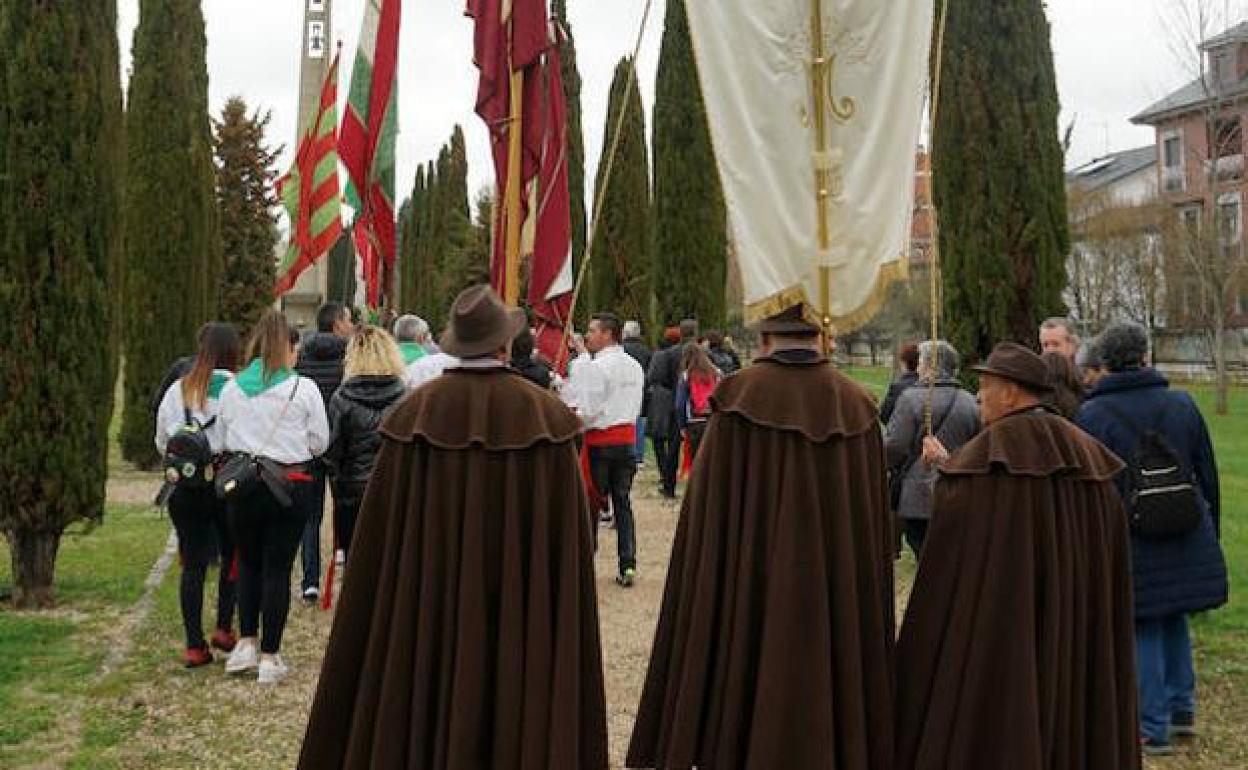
[216,379,301,507]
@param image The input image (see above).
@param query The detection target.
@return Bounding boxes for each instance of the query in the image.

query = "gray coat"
[885,382,981,521]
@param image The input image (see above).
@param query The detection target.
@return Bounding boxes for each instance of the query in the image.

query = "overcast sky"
[116,0,1238,210]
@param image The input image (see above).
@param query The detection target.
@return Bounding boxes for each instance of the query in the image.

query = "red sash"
[580,424,637,511]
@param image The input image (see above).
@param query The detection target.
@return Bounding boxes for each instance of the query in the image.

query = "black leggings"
[168,487,236,649]
[229,482,311,654]
[334,497,361,557]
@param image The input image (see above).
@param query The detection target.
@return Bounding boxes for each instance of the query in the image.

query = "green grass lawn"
[0,503,171,767]
[840,364,893,401]
[1184,387,1248,651]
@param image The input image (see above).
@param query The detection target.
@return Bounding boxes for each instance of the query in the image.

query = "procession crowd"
[151,285,1227,768]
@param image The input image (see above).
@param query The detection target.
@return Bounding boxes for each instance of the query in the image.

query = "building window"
[1214,118,1243,158]
[1213,49,1236,88]
[1164,135,1181,167]
[308,21,325,58]
[1218,192,1241,245]
[1162,131,1185,192]
[310,0,326,11]
[1181,204,1202,235]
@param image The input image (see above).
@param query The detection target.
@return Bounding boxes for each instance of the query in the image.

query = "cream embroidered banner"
[687,0,934,329]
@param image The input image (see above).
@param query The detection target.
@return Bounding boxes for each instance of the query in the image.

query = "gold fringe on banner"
[743,251,910,335]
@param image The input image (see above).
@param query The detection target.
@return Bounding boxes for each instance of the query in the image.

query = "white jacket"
[154,370,233,455]
[219,374,329,464]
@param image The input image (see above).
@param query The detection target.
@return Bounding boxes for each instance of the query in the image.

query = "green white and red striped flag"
[275,50,344,297]
[340,0,400,308]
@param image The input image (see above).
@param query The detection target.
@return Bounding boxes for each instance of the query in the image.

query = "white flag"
[687,0,934,329]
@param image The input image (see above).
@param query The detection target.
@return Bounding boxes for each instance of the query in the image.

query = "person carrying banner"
[627,304,895,768]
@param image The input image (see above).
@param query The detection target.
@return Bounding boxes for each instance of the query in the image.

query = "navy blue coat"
[1077,368,1228,619]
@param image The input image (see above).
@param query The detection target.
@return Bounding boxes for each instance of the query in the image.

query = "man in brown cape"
[299,285,608,769]
[627,304,896,770]
[896,342,1139,770]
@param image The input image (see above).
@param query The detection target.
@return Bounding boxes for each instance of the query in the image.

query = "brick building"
[1132,20,1248,340]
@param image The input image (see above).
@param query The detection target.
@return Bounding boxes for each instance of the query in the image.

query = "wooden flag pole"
[924,0,950,437]
[559,0,655,354]
[503,16,525,308]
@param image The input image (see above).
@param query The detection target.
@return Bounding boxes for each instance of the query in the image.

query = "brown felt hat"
[971,342,1053,393]
[439,284,527,358]
[758,303,821,335]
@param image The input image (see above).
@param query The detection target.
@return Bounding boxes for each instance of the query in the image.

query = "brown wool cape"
[298,368,608,770]
[626,354,896,770]
[895,408,1140,770]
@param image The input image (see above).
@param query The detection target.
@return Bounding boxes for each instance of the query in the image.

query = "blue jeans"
[300,466,327,592]
[1136,614,1196,741]
[633,417,647,463]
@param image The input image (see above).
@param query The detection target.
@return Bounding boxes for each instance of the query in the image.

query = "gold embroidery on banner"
[803,1,868,318]
[744,252,910,336]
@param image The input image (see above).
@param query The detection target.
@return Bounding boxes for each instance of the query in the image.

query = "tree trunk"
[1214,314,1229,415]
[6,529,61,609]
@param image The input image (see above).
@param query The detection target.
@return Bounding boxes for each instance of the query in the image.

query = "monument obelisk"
[281,0,334,329]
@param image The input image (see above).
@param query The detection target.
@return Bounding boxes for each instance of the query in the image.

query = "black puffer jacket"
[296,332,347,408]
[512,356,553,389]
[325,375,407,509]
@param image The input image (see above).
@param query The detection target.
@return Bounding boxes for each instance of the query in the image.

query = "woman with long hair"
[325,326,408,560]
[218,310,329,684]
[675,344,723,461]
[153,322,242,667]
[1043,350,1084,420]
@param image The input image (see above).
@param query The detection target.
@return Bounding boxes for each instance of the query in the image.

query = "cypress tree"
[187,6,221,324]
[0,2,125,607]
[553,0,587,273]
[429,127,481,330]
[120,0,221,468]
[587,58,651,323]
[398,165,426,311]
[213,97,280,341]
[415,158,442,321]
[934,0,1069,365]
[653,0,727,328]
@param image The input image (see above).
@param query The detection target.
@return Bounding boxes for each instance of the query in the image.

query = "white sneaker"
[302,586,320,603]
[257,654,289,685]
[224,639,258,675]
[334,549,346,566]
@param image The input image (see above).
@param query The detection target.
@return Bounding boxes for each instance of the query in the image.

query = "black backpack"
[1101,401,1204,539]
[163,408,218,490]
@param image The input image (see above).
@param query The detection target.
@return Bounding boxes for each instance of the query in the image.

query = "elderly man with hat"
[627,303,896,769]
[895,342,1139,770]
[299,285,608,769]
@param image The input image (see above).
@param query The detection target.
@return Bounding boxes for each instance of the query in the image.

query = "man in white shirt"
[563,312,645,586]
[405,348,460,390]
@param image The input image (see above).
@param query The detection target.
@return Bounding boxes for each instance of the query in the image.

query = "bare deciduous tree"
[1156,0,1248,414]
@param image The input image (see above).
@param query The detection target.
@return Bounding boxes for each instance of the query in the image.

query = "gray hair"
[622,320,642,341]
[918,340,960,380]
[1040,316,1079,342]
[393,314,429,343]
[1098,321,1149,372]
